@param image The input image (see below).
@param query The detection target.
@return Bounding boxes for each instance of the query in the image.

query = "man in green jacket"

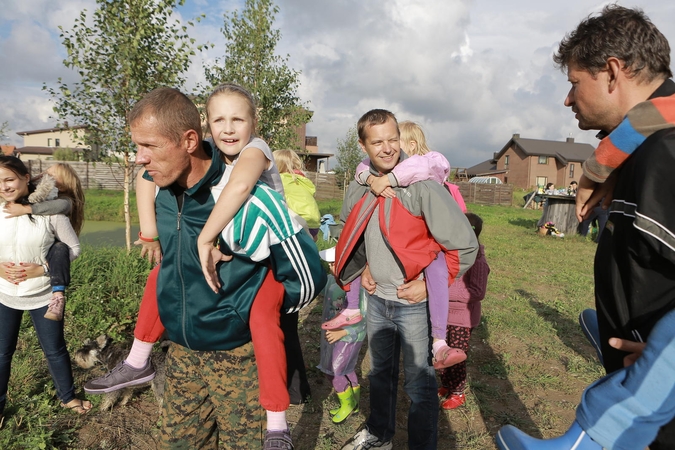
[129,87,323,449]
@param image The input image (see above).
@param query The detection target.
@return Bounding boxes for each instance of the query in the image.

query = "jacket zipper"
[176,192,190,349]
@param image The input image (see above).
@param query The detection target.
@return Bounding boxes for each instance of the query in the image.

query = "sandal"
[61,398,92,415]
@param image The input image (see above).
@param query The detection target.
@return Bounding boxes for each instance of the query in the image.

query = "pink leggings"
[134,266,289,411]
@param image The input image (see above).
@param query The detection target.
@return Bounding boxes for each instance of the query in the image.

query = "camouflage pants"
[160,341,263,449]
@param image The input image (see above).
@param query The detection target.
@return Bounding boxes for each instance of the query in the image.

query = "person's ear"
[359,140,367,153]
[606,57,623,93]
[183,129,200,154]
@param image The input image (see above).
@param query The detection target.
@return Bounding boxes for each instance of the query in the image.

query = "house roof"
[466,159,497,176]
[15,125,88,136]
[496,134,594,165]
[15,146,55,155]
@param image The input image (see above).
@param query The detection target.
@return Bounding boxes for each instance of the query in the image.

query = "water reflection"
[80,221,140,247]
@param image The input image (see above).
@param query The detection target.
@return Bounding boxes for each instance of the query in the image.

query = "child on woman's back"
[2,163,85,321]
[438,212,490,409]
[85,84,325,449]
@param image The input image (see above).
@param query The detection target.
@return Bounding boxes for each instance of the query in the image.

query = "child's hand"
[369,176,394,197]
[197,238,233,293]
[3,203,31,218]
[326,329,348,344]
[134,238,162,265]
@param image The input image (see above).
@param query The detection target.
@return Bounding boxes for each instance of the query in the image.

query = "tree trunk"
[123,152,132,252]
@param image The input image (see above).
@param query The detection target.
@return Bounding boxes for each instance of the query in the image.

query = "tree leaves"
[202,0,310,151]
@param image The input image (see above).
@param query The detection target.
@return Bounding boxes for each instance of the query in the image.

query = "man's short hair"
[553,4,672,82]
[128,87,202,144]
[357,109,399,142]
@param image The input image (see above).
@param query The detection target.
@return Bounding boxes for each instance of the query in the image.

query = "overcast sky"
[2,0,675,168]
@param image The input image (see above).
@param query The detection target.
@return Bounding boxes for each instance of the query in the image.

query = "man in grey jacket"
[340,109,478,450]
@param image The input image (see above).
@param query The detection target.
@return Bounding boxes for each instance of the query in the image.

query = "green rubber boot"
[352,385,360,412]
[331,387,357,424]
[330,385,360,415]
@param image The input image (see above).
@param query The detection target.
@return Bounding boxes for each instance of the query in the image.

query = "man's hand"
[361,265,376,294]
[134,238,162,265]
[575,173,616,222]
[609,337,646,367]
[3,203,31,218]
[397,279,427,304]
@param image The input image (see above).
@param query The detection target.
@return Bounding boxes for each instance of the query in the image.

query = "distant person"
[568,180,578,195]
[273,149,321,239]
[544,182,556,194]
[0,156,90,422]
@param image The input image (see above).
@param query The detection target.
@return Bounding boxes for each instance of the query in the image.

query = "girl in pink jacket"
[438,212,490,409]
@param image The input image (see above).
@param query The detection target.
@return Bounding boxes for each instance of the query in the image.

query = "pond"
[80,221,140,247]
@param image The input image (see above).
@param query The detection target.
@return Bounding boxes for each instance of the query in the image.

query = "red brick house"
[468,134,594,189]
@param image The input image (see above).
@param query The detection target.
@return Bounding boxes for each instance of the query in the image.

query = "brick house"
[468,134,594,189]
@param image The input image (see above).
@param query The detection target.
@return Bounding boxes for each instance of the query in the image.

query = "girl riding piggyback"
[85,84,324,449]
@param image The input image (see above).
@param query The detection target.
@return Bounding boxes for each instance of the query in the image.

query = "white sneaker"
[341,428,392,450]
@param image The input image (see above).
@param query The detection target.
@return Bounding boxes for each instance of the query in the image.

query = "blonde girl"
[273,149,321,238]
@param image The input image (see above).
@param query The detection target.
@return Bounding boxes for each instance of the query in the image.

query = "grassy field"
[0,198,604,449]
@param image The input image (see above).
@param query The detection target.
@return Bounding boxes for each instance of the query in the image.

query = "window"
[536,176,547,187]
[538,155,548,164]
[504,155,510,167]
[47,138,53,146]
[569,163,575,178]
[55,139,61,147]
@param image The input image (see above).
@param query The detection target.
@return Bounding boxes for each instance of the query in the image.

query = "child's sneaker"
[264,429,294,449]
[44,294,65,321]
[441,392,465,410]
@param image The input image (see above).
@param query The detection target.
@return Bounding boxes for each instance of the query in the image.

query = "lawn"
[0,200,604,449]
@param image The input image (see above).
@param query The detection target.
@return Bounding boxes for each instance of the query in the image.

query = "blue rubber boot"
[579,309,603,365]
[495,421,601,450]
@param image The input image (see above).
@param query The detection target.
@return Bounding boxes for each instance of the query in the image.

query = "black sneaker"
[84,359,155,394]
[342,428,392,450]
[264,429,294,449]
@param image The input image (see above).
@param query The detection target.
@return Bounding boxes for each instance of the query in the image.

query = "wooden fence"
[26,160,142,191]
[25,160,345,200]
[455,182,513,206]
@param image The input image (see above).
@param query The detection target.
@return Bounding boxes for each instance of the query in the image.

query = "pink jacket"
[447,245,489,328]
[355,151,466,212]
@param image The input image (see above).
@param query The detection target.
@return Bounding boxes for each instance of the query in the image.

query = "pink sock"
[125,339,154,369]
[266,410,288,431]
[432,340,448,357]
[340,308,360,317]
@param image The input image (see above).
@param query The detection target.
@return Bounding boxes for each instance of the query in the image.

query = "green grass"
[2,200,607,449]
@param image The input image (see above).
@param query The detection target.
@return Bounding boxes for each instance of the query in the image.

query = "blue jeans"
[365,294,438,449]
[0,302,76,413]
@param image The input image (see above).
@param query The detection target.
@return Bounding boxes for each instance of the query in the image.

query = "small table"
[537,194,578,235]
